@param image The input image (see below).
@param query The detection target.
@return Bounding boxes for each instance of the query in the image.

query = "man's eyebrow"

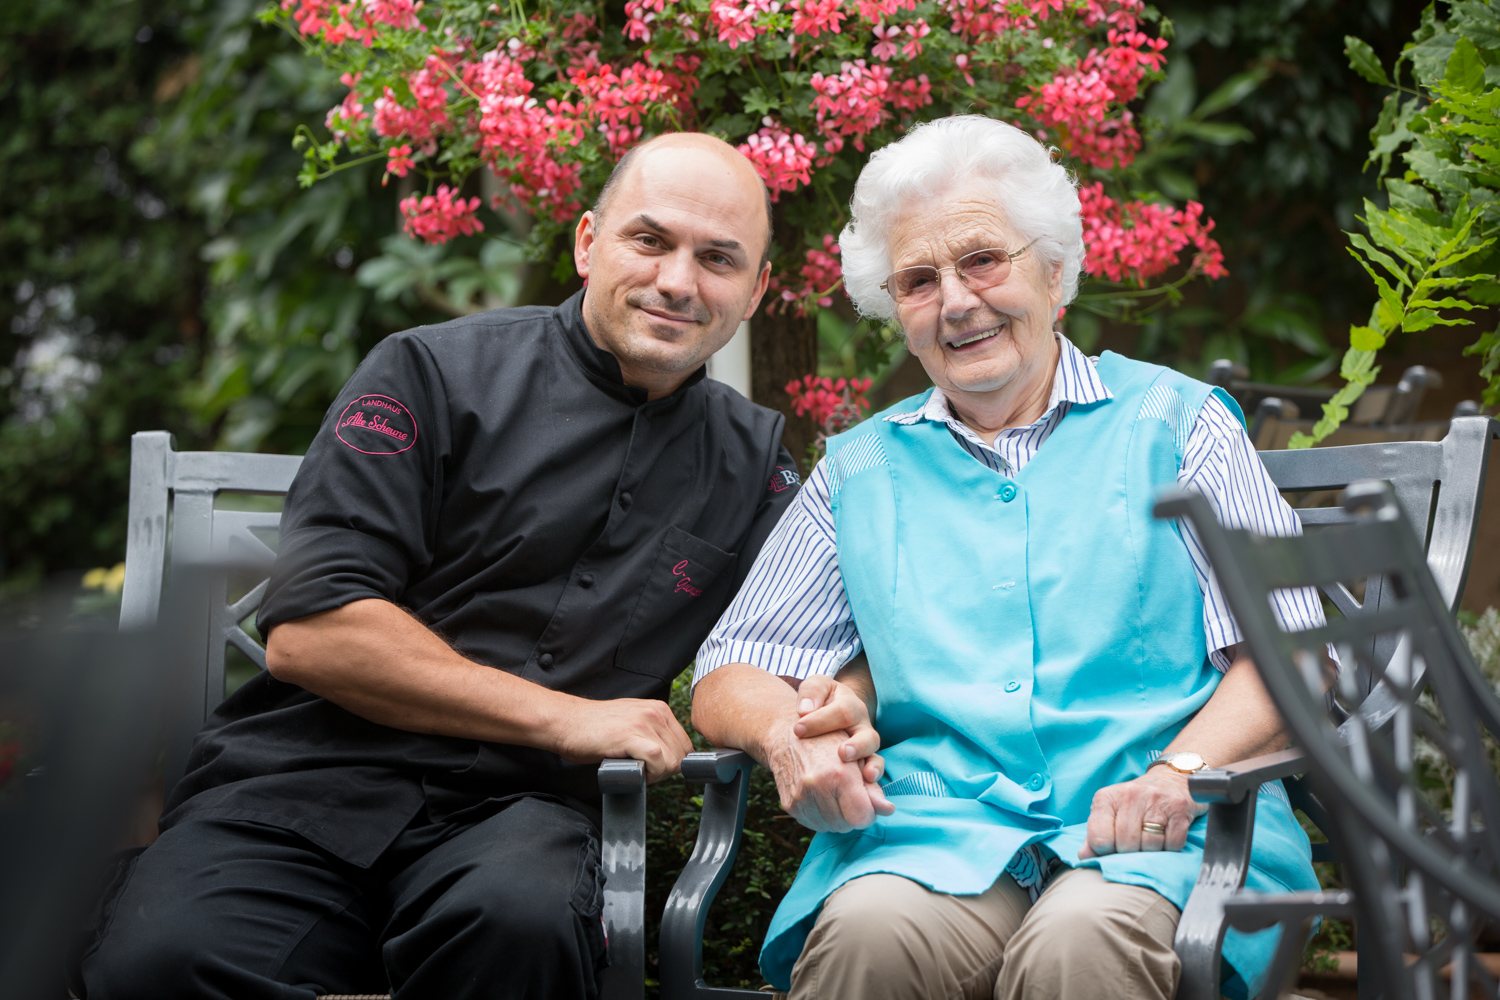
[625,214,746,257]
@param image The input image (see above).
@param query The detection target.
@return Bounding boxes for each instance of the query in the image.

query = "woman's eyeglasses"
[880,239,1038,306]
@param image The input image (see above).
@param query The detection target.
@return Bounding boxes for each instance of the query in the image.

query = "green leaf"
[1347,234,1411,288]
[1447,36,1487,94]
[1349,326,1386,351]
[1191,67,1267,120]
[1144,57,1195,125]
[1345,36,1392,87]
[1181,122,1255,146]
[741,86,780,118]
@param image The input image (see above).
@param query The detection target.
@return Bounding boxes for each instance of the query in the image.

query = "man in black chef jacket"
[81,133,800,1000]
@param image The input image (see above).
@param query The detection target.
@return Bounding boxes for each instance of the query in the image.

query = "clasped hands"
[774,674,1206,854]
[767,674,895,833]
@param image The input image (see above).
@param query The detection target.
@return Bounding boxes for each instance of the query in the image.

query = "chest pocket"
[615,525,736,679]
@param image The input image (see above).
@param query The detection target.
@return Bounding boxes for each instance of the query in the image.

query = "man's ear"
[741,260,773,321]
[574,211,597,282]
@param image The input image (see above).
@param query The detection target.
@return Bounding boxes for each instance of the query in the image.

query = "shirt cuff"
[691,639,858,689]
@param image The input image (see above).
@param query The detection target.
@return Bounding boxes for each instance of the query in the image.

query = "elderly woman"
[691,115,1319,1000]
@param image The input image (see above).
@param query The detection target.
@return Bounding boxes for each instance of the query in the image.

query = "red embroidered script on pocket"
[336,394,419,455]
[672,559,703,597]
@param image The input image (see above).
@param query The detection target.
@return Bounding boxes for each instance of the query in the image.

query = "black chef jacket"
[161,291,800,867]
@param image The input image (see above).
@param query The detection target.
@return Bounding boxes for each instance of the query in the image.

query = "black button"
[579,573,594,588]
[618,491,633,508]
[538,653,554,668]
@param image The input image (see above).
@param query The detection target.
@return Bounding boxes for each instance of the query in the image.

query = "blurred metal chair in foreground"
[117,431,648,1000]
[0,584,197,999]
[1163,416,1497,999]
[1159,481,1500,1000]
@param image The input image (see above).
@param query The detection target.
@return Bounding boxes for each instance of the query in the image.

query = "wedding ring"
[1141,821,1166,836]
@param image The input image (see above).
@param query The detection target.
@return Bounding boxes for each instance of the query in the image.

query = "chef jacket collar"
[557,289,708,407]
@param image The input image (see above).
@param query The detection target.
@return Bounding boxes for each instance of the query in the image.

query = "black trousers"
[80,795,608,1000]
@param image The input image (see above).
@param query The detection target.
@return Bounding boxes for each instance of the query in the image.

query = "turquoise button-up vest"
[758,353,1316,999]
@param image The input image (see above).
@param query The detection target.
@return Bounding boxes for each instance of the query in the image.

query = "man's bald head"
[593,133,775,264]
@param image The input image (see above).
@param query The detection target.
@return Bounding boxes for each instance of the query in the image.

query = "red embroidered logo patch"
[336,394,418,455]
[768,466,800,493]
[672,559,703,597]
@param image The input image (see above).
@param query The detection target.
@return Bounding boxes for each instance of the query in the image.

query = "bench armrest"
[1188,747,1307,804]
[598,759,647,1000]
[660,749,764,1000]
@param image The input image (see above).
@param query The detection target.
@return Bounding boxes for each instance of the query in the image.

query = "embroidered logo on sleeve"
[767,465,801,493]
[672,559,703,597]
[336,394,418,455]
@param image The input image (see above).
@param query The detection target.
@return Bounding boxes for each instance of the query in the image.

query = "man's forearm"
[266,598,577,750]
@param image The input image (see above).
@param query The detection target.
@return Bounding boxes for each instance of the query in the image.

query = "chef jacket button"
[619,491,633,508]
[1005,680,1021,693]
[579,573,595,588]
[538,653,554,668]
[1026,773,1044,791]
[997,483,1018,503]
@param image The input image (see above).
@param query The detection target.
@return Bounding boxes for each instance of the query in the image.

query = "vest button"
[619,491,633,508]
[1005,680,1021,693]
[997,483,1018,503]
[1027,773,1044,791]
[538,653,554,668]
[579,573,595,588]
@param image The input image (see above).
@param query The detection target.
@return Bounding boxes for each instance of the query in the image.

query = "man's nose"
[655,247,696,302]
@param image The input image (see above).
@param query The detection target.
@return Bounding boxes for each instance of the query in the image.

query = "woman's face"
[887,178,1063,401]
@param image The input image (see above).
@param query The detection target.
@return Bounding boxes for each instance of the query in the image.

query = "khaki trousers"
[788,867,1182,1000]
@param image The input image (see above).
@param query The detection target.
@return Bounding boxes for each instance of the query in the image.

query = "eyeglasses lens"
[886,248,1013,305]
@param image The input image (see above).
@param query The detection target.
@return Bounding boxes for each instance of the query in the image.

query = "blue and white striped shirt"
[695,335,1326,686]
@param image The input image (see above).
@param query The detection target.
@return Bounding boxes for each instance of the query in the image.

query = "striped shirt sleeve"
[1178,392,1327,671]
[692,459,860,687]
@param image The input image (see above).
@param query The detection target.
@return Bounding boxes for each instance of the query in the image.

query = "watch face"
[1169,752,1206,772]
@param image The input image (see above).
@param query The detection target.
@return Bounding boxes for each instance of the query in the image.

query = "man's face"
[575,141,771,398]
[888,178,1063,401]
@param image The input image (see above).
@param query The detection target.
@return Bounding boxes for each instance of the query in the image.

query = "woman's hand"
[1078,767,1208,858]
[791,673,883,783]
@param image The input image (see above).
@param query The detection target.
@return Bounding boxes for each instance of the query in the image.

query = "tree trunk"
[751,306,820,472]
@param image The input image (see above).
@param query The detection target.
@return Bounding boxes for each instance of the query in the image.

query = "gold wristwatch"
[1147,751,1209,775]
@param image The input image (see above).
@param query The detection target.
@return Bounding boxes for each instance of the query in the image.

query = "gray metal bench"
[1161,478,1500,1000]
[118,430,648,1000]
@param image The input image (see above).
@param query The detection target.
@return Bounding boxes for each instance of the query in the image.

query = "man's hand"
[549,697,693,784]
[1079,767,1207,858]
[766,724,893,833]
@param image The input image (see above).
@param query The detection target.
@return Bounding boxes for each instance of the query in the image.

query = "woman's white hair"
[839,115,1085,321]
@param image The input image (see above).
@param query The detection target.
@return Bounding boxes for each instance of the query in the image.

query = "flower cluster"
[1078,182,1226,285]
[738,123,818,199]
[282,0,428,46]
[771,235,844,314]
[284,0,1223,355]
[399,184,484,243]
[786,374,874,428]
[790,0,848,38]
[1018,26,1166,169]
[810,60,932,155]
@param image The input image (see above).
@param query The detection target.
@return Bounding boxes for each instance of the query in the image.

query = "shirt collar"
[556,289,707,406]
[884,333,1111,427]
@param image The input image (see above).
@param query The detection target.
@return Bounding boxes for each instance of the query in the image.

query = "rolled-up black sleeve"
[258,332,450,637]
